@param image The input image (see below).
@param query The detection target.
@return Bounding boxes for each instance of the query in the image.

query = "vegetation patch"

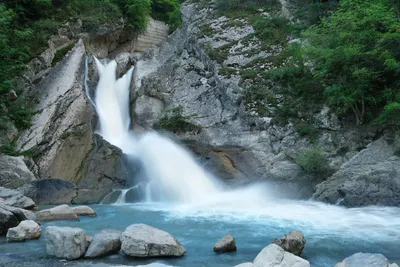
[219,67,238,76]
[154,106,200,134]
[52,43,75,67]
[295,147,329,174]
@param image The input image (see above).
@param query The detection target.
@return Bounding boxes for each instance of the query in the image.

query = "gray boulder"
[6,220,42,242]
[314,138,400,206]
[20,209,36,221]
[0,187,35,209]
[0,204,27,235]
[214,235,236,253]
[272,231,306,256]
[85,229,121,258]
[121,224,186,257]
[72,206,96,217]
[36,204,78,221]
[46,226,87,260]
[334,253,399,267]
[253,244,310,267]
[0,155,36,191]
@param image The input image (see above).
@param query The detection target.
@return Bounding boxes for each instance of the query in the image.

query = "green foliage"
[252,15,291,47]
[394,148,400,157]
[295,147,329,174]
[302,0,400,124]
[152,0,182,32]
[295,123,318,142]
[219,67,237,76]
[374,102,400,130]
[52,43,75,67]
[154,106,200,133]
[119,0,152,31]
[215,0,281,17]
[0,140,19,156]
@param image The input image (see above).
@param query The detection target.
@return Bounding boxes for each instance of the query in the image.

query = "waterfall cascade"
[92,57,219,203]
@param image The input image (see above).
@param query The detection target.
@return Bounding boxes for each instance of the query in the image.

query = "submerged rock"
[0,204,27,235]
[6,220,42,242]
[72,206,96,217]
[46,226,87,260]
[121,224,186,257]
[272,231,306,256]
[253,244,310,267]
[85,229,121,258]
[0,187,35,209]
[36,204,78,221]
[214,235,237,253]
[334,253,399,267]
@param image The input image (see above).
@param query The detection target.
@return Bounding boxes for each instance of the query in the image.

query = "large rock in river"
[121,224,186,257]
[272,231,306,256]
[314,138,400,206]
[85,229,121,258]
[236,244,310,267]
[36,204,78,221]
[46,226,87,260]
[6,220,42,242]
[334,252,399,267]
[214,235,237,253]
[0,155,36,193]
[0,204,27,235]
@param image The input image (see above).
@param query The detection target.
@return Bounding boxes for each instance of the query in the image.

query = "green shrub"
[295,123,318,141]
[219,67,237,76]
[295,147,329,174]
[154,106,200,133]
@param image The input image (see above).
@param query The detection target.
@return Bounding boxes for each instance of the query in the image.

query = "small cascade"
[116,189,129,204]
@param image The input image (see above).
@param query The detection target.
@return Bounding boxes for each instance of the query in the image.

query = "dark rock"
[7,90,17,101]
[34,179,76,205]
[0,204,27,235]
[213,235,236,253]
[272,231,306,256]
[85,229,121,258]
[101,190,122,204]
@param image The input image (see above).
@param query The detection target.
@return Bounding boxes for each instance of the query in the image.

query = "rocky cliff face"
[131,1,400,205]
[0,17,168,204]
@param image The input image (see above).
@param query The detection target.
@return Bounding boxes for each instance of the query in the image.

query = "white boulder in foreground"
[46,226,86,260]
[121,224,186,257]
[334,253,399,267]
[6,220,41,242]
[234,244,310,267]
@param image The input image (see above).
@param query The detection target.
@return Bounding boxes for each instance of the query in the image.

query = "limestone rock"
[0,204,27,235]
[272,231,306,256]
[46,226,86,260]
[36,204,78,221]
[0,155,36,190]
[72,206,96,217]
[121,224,186,257]
[134,95,164,128]
[334,253,399,267]
[314,138,400,206]
[253,244,310,267]
[85,229,121,258]
[34,179,77,205]
[20,209,36,221]
[6,220,42,242]
[214,235,237,253]
[0,187,35,209]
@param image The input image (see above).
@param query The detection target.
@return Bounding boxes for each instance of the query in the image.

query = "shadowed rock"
[214,235,236,253]
[85,229,121,258]
[272,231,306,256]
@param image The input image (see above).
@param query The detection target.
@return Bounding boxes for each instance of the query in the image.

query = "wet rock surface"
[272,231,306,256]
[6,220,42,242]
[214,235,237,253]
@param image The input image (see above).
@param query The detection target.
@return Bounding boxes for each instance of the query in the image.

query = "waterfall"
[92,57,220,203]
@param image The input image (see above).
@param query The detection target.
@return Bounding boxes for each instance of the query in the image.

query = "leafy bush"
[374,102,400,130]
[295,147,329,174]
[154,106,200,133]
[295,123,318,141]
